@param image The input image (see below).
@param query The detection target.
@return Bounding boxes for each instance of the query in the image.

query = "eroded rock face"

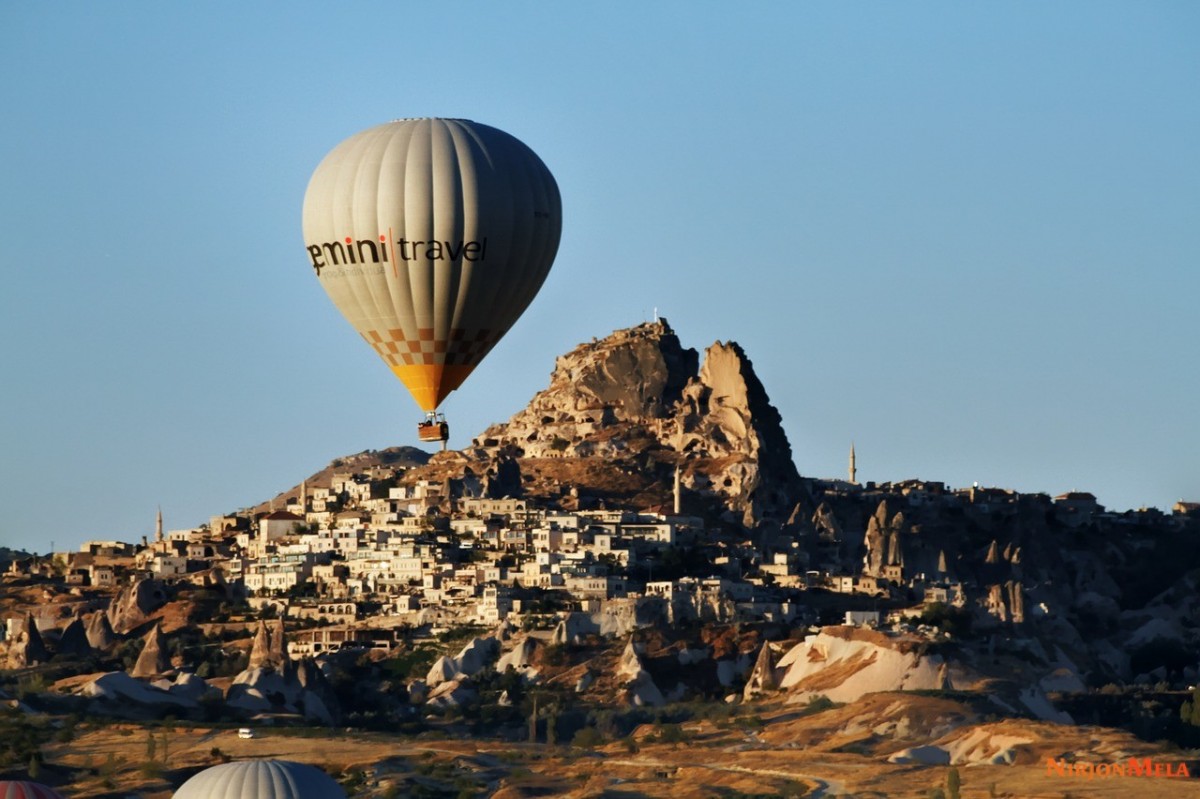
[616,637,664,707]
[85,610,117,650]
[58,615,92,658]
[81,671,195,713]
[470,319,802,528]
[247,619,289,671]
[743,641,781,700]
[425,636,500,687]
[667,341,803,526]
[776,627,949,704]
[553,322,697,422]
[107,577,169,634]
[6,613,48,669]
[130,622,170,679]
[226,665,336,725]
[497,636,539,678]
[474,320,697,458]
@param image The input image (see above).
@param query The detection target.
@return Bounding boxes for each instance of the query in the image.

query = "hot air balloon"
[0,782,66,799]
[302,118,562,445]
[173,759,345,799]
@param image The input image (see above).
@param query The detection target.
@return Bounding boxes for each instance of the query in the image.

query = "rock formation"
[776,626,950,704]
[863,512,887,576]
[425,635,500,687]
[226,664,336,725]
[293,657,340,720]
[473,320,696,458]
[106,577,169,634]
[984,580,1027,626]
[130,622,171,678]
[481,456,523,498]
[425,678,478,710]
[81,671,196,713]
[5,613,48,668]
[85,610,117,650]
[247,619,289,671]
[666,340,803,526]
[57,614,92,657]
[494,618,516,643]
[496,636,539,679]
[455,636,500,675]
[743,641,781,700]
[426,654,461,687]
[615,637,664,706]
[471,319,803,528]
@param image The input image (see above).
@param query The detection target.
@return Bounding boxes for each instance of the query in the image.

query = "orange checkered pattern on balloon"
[362,328,502,367]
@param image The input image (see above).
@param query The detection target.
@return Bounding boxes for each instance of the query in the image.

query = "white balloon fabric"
[173,759,345,799]
[303,118,562,412]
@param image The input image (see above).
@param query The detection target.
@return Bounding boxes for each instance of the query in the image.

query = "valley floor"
[32,699,1200,799]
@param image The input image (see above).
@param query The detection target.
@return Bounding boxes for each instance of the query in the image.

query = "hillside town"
[5,321,1200,683]
[3,322,1200,797]
[7,466,1200,653]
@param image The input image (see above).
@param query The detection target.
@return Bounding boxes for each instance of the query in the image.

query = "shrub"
[656,723,688,744]
[946,766,961,799]
[920,603,972,637]
[572,726,604,748]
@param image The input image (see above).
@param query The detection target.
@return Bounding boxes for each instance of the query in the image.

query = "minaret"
[155,507,164,544]
[673,464,682,515]
[849,443,857,485]
[300,480,308,513]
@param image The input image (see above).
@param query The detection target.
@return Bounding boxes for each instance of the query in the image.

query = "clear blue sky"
[1,3,1196,554]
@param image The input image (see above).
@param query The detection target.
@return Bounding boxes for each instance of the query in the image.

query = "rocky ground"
[14,693,1200,798]
[6,613,1200,797]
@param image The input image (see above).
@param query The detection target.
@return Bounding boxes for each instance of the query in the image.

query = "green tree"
[1181,685,1200,725]
[657,723,688,745]
[572,727,604,748]
[946,766,961,799]
[99,752,122,790]
[546,705,558,746]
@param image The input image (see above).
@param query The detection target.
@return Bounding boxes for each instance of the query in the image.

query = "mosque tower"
[849,443,857,485]
[673,464,681,515]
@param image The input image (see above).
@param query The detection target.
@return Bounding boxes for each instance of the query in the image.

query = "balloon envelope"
[173,759,345,799]
[302,118,562,412]
[0,782,66,799]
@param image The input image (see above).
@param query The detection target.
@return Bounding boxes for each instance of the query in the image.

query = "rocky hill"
[454,318,806,528]
[6,318,1198,773]
[247,445,431,515]
[275,320,1200,693]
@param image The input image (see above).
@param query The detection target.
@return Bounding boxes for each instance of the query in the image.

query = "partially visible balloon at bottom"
[0,782,67,799]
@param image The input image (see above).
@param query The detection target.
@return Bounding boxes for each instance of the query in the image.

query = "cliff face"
[130,622,171,678]
[5,613,48,669]
[107,577,169,635]
[667,340,803,526]
[473,320,696,458]
[470,319,802,527]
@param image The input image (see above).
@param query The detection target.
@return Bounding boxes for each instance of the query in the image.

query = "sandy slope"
[35,692,1200,798]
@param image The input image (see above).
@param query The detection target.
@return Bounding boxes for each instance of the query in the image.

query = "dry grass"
[33,692,1200,798]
